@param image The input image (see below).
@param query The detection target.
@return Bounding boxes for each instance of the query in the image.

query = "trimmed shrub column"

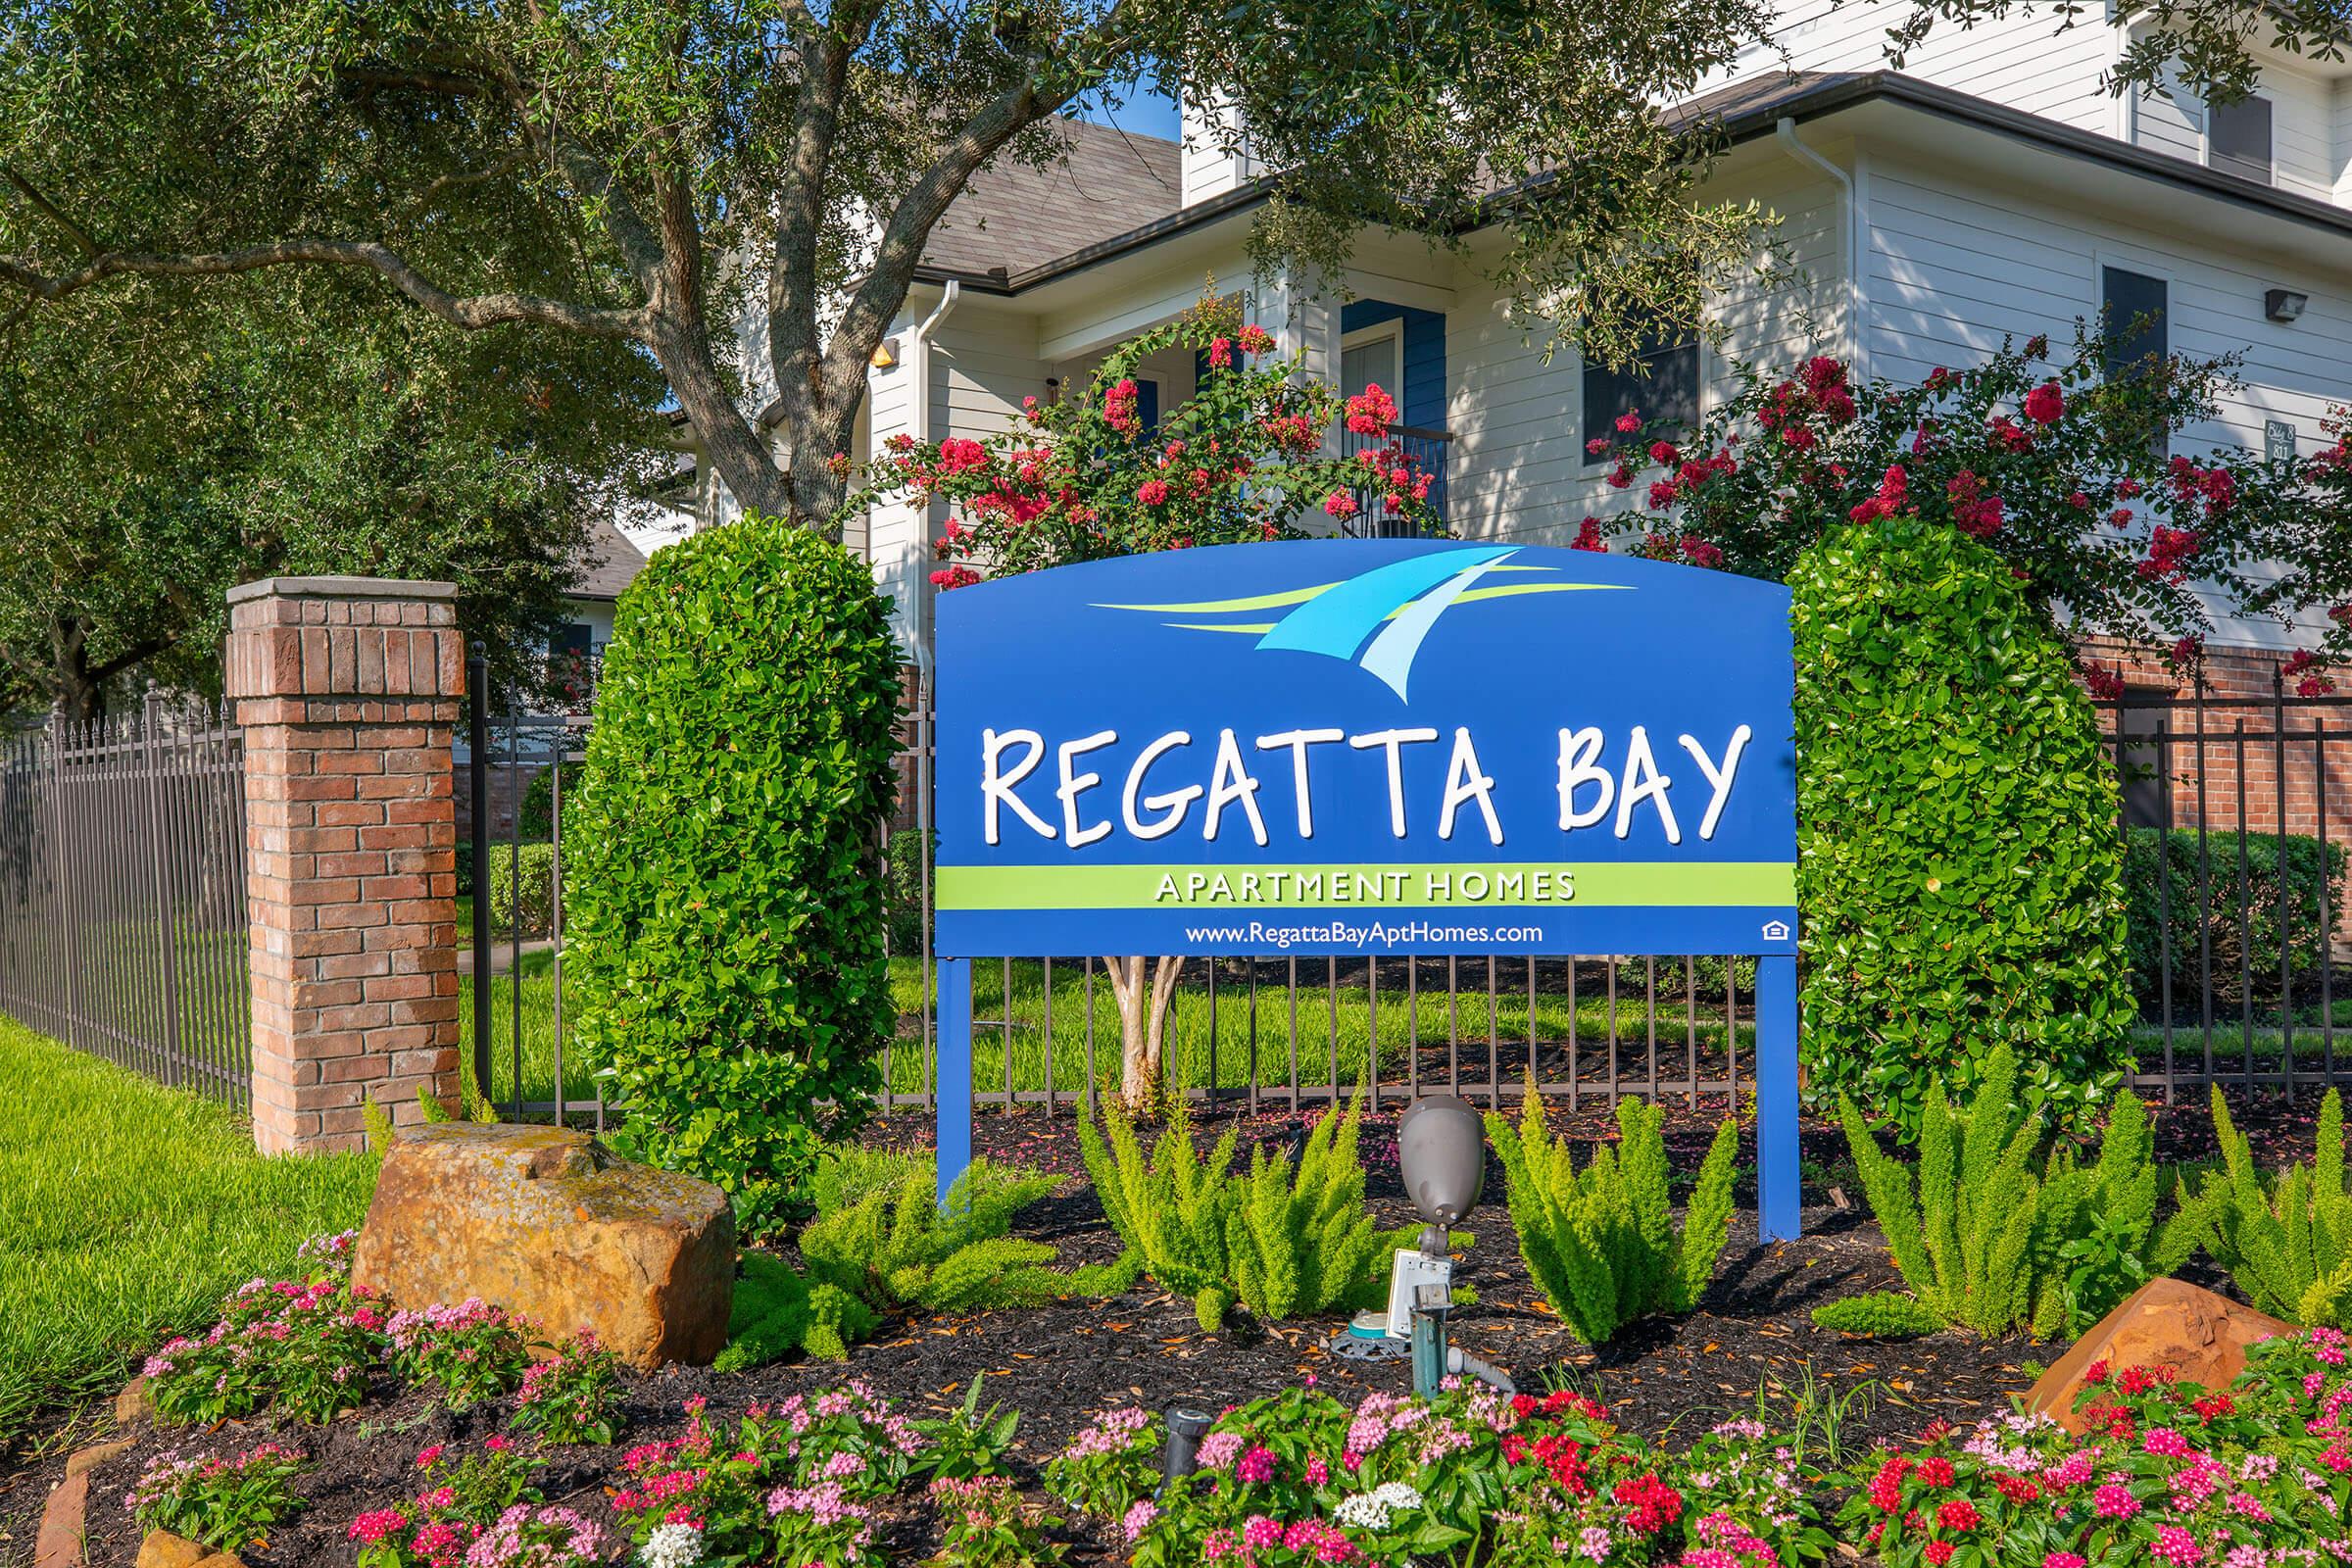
[225,576,465,1154]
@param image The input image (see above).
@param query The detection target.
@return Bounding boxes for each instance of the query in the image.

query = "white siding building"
[686,7,2352,661]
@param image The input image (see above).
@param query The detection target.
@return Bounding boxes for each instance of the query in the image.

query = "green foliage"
[487,842,558,940]
[798,1156,1066,1317]
[883,827,932,956]
[515,758,590,844]
[1809,1292,1944,1339]
[714,1250,875,1370]
[567,517,903,1237]
[2173,1087,2352,1328]
[1791,516,2136,1134]
[1839,1046,2186,1339]
[2122,827,2350,1007]
[1078,1097,1415,1330]
[1484,1089,1740,1345]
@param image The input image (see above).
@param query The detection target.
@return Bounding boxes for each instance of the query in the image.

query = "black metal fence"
[461,657,599,1127]
[2094,678,2352,1102]
[0,697,252,1102]
[453,667,2352,1130]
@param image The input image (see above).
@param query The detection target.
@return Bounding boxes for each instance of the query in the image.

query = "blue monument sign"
[931,539,1803,1240]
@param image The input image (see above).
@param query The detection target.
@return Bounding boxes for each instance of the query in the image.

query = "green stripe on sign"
[934,861,1794,910]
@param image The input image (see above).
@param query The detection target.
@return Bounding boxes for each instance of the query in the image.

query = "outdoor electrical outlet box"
[1386,1250,1451,1337]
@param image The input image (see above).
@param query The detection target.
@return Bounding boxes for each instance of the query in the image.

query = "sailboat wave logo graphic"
[1094,547,1629,700]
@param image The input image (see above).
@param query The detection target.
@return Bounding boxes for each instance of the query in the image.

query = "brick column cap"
[227,576,458,606]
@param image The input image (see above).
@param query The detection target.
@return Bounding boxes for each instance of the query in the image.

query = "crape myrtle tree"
[0,1,2315,539]
[1580,333,2352,672]
[856,305,1441,1106]
[0,274,665,719]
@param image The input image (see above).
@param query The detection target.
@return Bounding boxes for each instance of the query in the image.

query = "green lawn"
[462,953,1756,1108]
[0,1020,379,1450]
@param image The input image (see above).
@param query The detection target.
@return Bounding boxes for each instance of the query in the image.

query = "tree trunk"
[1103,955,1182,1112]
[50,615,103,723]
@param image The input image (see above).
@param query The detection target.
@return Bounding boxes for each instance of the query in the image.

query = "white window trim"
[1575,333,1709,478]
[2202,89,2275,183]
[1339,319,1405,401]
[2091,250,2178,461]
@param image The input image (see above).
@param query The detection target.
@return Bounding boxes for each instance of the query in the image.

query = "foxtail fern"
[1487,1086,1740,1345]
[798,1155,1067,1315]
[1080,1095,1413,1330]
[1226,1096,1420,1323]
[2175,1086,2352,1328]
[1841,1045,2181,1338]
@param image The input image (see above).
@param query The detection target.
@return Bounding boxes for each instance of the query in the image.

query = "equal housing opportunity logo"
[1094,545,1627,699]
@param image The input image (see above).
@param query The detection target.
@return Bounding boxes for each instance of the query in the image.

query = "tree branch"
[0,238,649,337]
[815,45,1102,413]
[1,166,102,258]
[88,632,174,686]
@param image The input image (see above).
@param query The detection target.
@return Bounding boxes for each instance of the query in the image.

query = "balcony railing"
[1337,421,1453,536]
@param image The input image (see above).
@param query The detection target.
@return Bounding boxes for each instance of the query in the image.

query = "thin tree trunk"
[1103,955,1183,1111]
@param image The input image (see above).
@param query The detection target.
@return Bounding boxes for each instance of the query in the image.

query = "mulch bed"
[3,1087,2324,1564]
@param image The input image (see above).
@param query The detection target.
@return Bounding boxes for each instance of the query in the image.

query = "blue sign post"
[931,540,1802,1241]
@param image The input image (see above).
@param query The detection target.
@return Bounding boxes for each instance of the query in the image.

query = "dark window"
[2116,687,2173,830]
[1583,333,1698,450]
[2102,268,2169,379]
[2210,94,2274,183]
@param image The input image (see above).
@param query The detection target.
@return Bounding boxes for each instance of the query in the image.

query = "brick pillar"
[225,577,465,1153]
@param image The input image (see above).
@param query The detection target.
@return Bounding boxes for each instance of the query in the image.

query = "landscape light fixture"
[1395,1095,1514,1396]
[2266,289,2309,324]
[1158,1401,1214,1494]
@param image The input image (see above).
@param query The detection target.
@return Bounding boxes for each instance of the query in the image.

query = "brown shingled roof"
[922,118,1184,276]
[569,514,648,603]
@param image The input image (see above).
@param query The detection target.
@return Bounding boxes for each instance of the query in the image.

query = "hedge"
[565,517,904,1237]
[1789,516,2135,1136]
[486,842,557,940]
[2123,826,2348,1006]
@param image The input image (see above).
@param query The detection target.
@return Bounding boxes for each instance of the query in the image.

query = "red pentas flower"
[1936,1497,1980,1532]
[1914,1457,1956,1489]
[1925,1542,1956,1566]
[2026,380,2066,424]
[1612,1472,1683,1534]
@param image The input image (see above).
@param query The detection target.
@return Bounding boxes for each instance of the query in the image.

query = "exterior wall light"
[2266,289,2309,324]
[870,336,900,368]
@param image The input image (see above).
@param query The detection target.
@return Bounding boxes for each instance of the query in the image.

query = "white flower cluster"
[1333,1482,1424,1531]
[640,1521,704,1568]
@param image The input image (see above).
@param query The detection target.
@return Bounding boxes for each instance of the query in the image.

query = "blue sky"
[1071,84,1180,141]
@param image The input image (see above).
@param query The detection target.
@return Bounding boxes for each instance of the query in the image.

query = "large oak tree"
[3,2,2305,535]
[0,272,665,718]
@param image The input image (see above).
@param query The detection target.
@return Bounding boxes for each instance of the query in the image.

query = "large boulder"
[351,1123,733,1368]
[2024,1278,2294,1432]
